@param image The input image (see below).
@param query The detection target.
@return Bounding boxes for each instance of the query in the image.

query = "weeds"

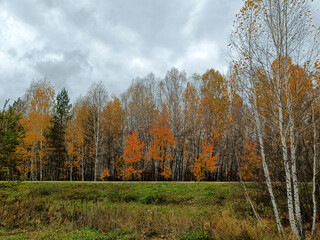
[0,182,301,239]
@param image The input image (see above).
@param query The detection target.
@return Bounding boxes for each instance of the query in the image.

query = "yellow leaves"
[200,69,229,138]
[19,81,55,177]
[102,96,124,140]
[65,99,88,171]
[272,57,313,104]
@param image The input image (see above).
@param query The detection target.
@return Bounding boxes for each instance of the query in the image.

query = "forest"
[1,0,320,239]
[0,64,262,182]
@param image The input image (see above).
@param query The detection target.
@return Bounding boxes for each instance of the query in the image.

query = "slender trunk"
[237,150,266,229]
[94,138,98,181]
[31,145,36,181]
[40,138,43,181]
[311,105,317,238]
[81,149,85,182]
[172,151,177,180]
[278,96,300,239]
[70,166,73,181]
[283,56,304,238]
[289,112,304,238]
[247,15,283,230]
[253,90,284,233]
[94,114,100,181]
[155,160,158,181]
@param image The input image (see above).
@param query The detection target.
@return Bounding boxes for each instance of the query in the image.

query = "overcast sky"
[0,0,320,105]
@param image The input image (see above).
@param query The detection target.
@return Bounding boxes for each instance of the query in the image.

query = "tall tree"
[182,81,201,180]
[122,131,144,180]
[148,105,176,180]
[231,0,319,237]
[200,69,229,180]
[121,76,157,179]
[19,79,55,181]
[87,82,108,181]
[0,100,24,180]
[48,88,72,180]
[66,97,89,181]
[102,97,125,178]
[160,68,186,180]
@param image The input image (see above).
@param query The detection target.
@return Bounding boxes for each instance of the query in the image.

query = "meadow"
[0,182,308,239]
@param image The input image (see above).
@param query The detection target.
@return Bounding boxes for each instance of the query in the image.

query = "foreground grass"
[0,182,305,239]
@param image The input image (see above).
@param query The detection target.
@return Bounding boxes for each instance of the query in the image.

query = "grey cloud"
[0,0,319,105]
[35,50,92,89]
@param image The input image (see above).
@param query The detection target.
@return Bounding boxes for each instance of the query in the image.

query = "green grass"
[0,182,299,239]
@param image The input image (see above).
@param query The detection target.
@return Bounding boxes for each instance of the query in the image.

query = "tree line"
[0,54,318,185]
[1,68,257,182]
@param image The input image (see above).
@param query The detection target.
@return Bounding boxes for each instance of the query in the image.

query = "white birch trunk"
[277,92,300,239]
[288,106,304,238]
[252,90,283,233]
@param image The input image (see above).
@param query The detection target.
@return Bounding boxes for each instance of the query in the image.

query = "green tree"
[48,88,72,180]
[0,100,25,180]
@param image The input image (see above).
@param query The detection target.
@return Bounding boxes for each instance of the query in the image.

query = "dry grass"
[0,182,315,239]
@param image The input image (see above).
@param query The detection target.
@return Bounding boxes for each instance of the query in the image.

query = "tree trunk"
[311,105,317,238]
[277,93,300,239]
[94,116,100,181]
[253,90,284,234]
[81,151,85,182]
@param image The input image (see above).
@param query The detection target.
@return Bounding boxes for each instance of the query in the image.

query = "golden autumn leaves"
[105,102,259,181]
[15,69,263,182]
[18,80,55,180]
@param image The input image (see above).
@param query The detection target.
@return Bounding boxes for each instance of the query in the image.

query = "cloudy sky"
[0,0,320,104]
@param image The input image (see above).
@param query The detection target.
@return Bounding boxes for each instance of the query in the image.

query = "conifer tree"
[47,88,72,180]
[0,100,24,180]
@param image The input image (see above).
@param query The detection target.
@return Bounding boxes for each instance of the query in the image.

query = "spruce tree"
[48,88,72,180]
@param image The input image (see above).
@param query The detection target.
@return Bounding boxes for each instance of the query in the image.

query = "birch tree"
[231,0,319,238]
[87,82,108,181]
[20,79,55,181]
[230,0,283,234]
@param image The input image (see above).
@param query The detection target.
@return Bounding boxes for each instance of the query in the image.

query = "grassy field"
[0,182,307,239]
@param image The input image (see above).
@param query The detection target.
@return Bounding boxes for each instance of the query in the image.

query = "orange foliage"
[149,104,176,180]
[241,139,261,181]
[123,131,144,180]
[100,168,111,181]
[192,142,218,181]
